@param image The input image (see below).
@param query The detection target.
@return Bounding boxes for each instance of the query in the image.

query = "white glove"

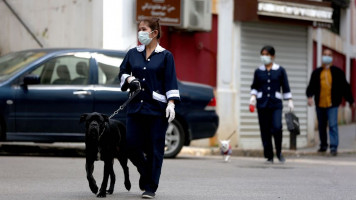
[249,95,256,106]
[127,76,135,83]
[288,99,294,111]
[166,102,175,123]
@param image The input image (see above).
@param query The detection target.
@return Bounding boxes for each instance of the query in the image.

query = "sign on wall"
[257,0,333,23]
[136,0,182,26]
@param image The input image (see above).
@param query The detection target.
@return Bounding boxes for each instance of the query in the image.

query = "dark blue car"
[0,48,219,158]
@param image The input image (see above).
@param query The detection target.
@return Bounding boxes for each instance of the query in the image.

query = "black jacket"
[251,64,292,109]
[306,66,354,107]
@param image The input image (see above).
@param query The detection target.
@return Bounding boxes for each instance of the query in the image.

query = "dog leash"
[108,89,141,119]
[225,130,236,140]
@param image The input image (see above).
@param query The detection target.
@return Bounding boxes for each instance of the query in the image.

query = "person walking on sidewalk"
[118,17,180,199]
[306,48,355,156]
[249,45,294,164]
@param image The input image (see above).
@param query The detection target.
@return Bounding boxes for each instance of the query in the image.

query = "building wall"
[351,0,356,46]
[0,0,138,55]
[160,15,218,87]
[0,0,104,54]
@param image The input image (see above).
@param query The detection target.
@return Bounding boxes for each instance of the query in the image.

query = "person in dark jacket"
[250,45,294,164]
[118,17,180,199]
[306,48,355,156]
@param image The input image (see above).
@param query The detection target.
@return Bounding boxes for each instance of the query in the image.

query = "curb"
[178,147,356,157]
[1,143,356,158]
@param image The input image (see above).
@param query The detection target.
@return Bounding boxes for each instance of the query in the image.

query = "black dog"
[80,112,131,197]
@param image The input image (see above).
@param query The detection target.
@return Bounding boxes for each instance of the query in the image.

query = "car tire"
[164,120,185,158]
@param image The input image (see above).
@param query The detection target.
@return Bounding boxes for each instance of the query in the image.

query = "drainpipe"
[3,0,43,48]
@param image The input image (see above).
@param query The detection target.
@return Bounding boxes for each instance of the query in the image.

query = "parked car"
[0,48,219,158]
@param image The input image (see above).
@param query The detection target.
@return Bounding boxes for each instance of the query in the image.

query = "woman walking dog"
[118,17,180,199]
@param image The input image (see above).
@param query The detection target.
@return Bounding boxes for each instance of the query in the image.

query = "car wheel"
[164,120,184,158]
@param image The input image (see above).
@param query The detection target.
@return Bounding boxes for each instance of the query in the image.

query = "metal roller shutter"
[239,22,308,149]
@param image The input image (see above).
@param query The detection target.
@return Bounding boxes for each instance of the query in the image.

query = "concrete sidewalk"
[179,123,356,157]
[0,124,355,158]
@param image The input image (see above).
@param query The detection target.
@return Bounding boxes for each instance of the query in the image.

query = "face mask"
[138,31,154,45]
[322,56,333,65]
[260,55,272,65]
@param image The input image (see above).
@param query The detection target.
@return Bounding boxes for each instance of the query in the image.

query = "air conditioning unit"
[181,0,212,31]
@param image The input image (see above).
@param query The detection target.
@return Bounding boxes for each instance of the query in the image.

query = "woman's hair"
[139,17,161,39]
[260,45,275,56]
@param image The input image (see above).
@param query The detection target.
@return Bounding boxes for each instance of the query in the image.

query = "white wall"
[103,0,137,51]
[0,0,138,55]
[216,0,239,148]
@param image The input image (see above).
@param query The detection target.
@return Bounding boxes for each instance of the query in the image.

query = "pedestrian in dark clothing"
[250,45,294,164]
[118,17,180,199]
[306,48,355,156]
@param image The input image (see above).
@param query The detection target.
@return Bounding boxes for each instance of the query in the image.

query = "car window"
[29,55,90,85]
[94,54,123,85]
[0,51,46,82]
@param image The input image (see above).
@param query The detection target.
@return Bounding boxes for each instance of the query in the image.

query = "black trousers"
[126,114,168,193]
[257,108,283,159]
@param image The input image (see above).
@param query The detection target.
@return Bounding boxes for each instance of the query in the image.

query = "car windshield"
[0,51,46,82]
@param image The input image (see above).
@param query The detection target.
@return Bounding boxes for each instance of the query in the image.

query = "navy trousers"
[257,108,283,159]
[126,114,168,193]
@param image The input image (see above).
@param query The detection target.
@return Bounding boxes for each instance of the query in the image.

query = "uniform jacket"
[306,65,354,107]
[118,44,180,116]
[250,63,292,109]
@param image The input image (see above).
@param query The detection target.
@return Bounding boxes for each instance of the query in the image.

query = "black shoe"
[317,148,327,153]
[277,154,286,163]
[265,158,273,164]
[330,150,337,156]
[142,191,155,199]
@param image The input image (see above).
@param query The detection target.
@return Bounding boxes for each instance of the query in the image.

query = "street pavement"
[0,154,356,200]
[0,124,355,158]
[0,124,355,199]
[180,123,356,158]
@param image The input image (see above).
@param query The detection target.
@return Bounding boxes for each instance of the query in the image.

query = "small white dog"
[219,140,232,162]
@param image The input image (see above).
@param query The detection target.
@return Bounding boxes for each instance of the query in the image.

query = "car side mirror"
[23,74,41,85]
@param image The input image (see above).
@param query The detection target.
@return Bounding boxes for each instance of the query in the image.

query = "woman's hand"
[249,95,256,106]
[307,97,314,106]
[288,99,294,111]
[166,101,175,123]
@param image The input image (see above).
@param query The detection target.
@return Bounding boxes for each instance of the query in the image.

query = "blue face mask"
[322,56,333,65]
[138,31,154,45]
[260,55,272,65]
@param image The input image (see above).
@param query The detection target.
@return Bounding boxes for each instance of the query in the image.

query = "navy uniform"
[250,63,291,160]
[118,44,180,193]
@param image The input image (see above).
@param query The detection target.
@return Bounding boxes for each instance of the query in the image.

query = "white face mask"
[138,31,154,45]
[260,55,272,65]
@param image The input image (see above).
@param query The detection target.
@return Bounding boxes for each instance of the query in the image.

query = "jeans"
[315,106,339,151]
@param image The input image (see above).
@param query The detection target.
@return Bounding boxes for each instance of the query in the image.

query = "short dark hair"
[260,45,275,56]
[139,17,161,39]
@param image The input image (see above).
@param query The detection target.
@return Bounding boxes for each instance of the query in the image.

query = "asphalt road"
[0,155,356,200]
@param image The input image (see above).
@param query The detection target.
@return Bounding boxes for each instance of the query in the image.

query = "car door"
[14,53,94,140]
[91,53,128,122]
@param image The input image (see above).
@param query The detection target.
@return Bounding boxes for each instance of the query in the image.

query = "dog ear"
[101,114,109,123]
[79,114,88,123]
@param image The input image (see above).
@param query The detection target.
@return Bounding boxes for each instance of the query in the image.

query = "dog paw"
[97,190,106,198]
[125,180,131,191]
[106,189,114,194]
[89,183,98,194]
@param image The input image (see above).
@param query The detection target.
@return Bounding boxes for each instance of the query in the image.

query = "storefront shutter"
[239,22,308,149]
